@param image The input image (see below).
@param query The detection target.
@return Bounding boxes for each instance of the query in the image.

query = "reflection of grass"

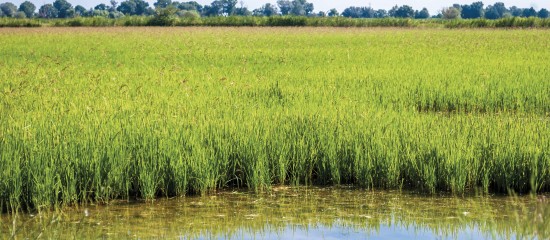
[511,195,550,239]
[0,28,550,212]
[2,188,548,239]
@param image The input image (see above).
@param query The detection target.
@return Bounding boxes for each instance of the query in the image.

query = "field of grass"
[0,27,549,212]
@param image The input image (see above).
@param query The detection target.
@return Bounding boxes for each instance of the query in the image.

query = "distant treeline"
[0,0,549,20]
[2,15,550,28]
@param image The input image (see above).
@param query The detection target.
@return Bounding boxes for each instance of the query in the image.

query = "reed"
[1,16,550,28]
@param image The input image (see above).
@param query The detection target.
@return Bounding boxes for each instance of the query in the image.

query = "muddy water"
[1,187,548,239]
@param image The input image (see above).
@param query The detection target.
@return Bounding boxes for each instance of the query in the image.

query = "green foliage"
[74,5,87,16]
[277,0,291,15]
[485,2,508,19]
[19,1,36,18]
[414,8,430,19]
[13,11,26,19]
[444,17,550,28]
[0,2,17,17]
[38,4,58,18]
[117,0,149,15]
[109,11,125,19]
[328,8,338,17]
[154,0,172,9]
[461,1,484,19]
[89,9,109,17]
[0,17,41,27]
[254,3,278,17]
[539,8,549,18]
[389,5,415,18]
[442,7,461,19]
[176,10,200,19]
[267,16,307,26]
[94,3,108,11]
[53,0,74,18]
[148,6,177,26]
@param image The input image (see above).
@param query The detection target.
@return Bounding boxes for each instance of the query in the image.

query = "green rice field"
[0,27,549,212]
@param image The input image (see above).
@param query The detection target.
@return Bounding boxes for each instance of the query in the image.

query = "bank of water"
[1,187,548,239]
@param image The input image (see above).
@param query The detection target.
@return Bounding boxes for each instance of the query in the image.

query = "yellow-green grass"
[0,28,549,212]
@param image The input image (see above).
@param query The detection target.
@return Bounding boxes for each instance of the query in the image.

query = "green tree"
[110,1,119,11]
[118,0,149,15]
[415,8,430,19]
[95,4,108,10]
[136,0,151,15]
[277,0,291,15]
[149,5,177,25]
[260,3,278,16]
[484,8,499,19]
[389,5,414,18]
[109,11,124,18]
[18,1,36,18]
[234,7,250,16]
[342,7,375,18]
[154,0,172,9]
[539,8,549,18]
[74,5,87,16]
[202,1,222,16]
[222,0,237,16]
[342,7,362,18]
[441,7,461,19]
[522,7,537,17]
[493,2,508,16]
[328,8,338,17]
[222,0,237,15]
[485,2,508,19]
[461,1,484,19]
[38,4,58,18]
[290,1,304,15]
[178,1,202,12]
[14,10,25,18]
[304,2,313,15]
[90,9,109,17]
[0,2,17,17]
[53,0,74,18]
[117,1,136,15]
[288,0,313,16]
[509,6,523,17]
[177,9,199,19]
[374,9,387,18]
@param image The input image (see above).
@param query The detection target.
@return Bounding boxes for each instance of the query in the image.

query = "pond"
[1,187,548,239]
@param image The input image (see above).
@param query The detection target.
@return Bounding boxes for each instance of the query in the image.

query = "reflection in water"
[1,187,548,239]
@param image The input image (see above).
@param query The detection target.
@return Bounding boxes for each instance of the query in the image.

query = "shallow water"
[1,187,548,239]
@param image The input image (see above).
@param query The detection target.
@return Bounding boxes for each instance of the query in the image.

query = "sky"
[6,0,550,15]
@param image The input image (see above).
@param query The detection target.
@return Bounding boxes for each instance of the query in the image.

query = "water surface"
[1,187,548,239]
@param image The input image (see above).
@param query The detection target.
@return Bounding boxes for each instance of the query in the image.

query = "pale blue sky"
[7,0,550,14]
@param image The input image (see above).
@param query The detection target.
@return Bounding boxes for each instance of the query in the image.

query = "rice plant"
[0,27,549,212]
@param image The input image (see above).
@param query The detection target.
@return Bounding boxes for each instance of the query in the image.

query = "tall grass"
[445,17,550,28]
[0,27,549,212]
[1,16,550,28]
[0,18,41,27]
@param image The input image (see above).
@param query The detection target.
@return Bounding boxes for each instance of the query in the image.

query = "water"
[1,187,548,239]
